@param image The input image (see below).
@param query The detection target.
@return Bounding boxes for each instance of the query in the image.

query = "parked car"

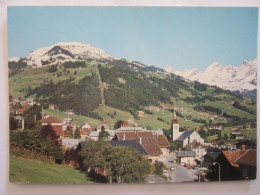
[170,167,175,171]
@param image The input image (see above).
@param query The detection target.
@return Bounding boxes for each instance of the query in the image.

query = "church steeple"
[171,108,180,141]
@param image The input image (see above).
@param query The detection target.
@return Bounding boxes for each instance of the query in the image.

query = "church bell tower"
[171,109,179,141]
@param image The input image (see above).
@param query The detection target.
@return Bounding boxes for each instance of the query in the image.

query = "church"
[171,110,204,147]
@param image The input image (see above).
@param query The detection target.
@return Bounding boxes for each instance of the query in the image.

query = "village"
[9,96,256,183]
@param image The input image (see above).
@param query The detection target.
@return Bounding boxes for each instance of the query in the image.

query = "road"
[165,162,197,183]
[146,174,171,184]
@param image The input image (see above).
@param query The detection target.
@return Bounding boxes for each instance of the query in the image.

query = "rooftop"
[177,151,196,157]
[222,150,246,168]
[109,140,149,155]
[233,150,256,167]
[39,116,62,123]
[176,130,194,142]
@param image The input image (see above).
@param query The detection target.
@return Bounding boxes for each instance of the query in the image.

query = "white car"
[170,167,175,171]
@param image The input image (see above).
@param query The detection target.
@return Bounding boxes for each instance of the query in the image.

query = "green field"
[43,108,101,127]
[9,155,93,184]
[94,104,134,128]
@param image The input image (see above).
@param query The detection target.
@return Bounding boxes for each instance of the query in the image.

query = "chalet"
[177,151,196,166]
[97,122,109,132]
[211,150,246,181]
[116,126,145,132]
[49,104,58,110]
[63,118,73,125]
[236,140,256,150]
[88,130,115,141]
[20,100,28,107]
[65,110,75,115]
[137,111,145,117]
[182,141,208,163]
[39,116,62,126]
[80,128,94,140]
[17,108,27,115]
[26,98,37,106]
[80,122,91,129]
[233,150,256,180]
[230,132,244,140]
[115,131,163,163]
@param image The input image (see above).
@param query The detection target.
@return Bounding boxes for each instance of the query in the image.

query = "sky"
[8,6,258,70]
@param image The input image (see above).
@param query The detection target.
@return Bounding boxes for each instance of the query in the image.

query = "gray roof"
[177,150,196,157]
[116,127,145,131]
[176,131,194,142]
[109,140,149,155]
[89,130,116,137]
[204,152,221,160]
[62,138,81,149]
[89,131,100,137]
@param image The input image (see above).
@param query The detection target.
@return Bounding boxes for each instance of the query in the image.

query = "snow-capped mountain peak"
[165,59,257,92]
[22,42,117,67]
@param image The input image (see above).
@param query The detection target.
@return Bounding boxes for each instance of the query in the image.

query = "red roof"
[116,131,162,156]
[233,150,256,167]
[222,150,246,168]
[51,125,63,137]
[155,134,170,148]
[17,108,27,113]
[172,119,178,124]
[39,116,62,123]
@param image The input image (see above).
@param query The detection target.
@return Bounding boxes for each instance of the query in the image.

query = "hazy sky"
[8,7,258,70]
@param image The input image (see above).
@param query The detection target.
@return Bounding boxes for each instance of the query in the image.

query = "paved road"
[165,162,197,183]
[146,174,171,184]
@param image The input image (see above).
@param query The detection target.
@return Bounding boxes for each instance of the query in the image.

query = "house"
[115,131,163,163]
[155,134,170,157]
[233,150,256,180]
[137,111,145,117]
[109,140,149,155]
[171,110,204,146]
[80,122,91,129]
[203,152,221,168]
[61,138,81,149]
[39,116,62,126]
[236,140,256,150]
[65,110,75,115]
[97,122,109,132]
[49,104,58,110]
[210,150,246,181]
[88,130,115,141]
[182,141,208,163]
[230,132,244,140]
[20,100,28,107]
[177,151,196,166]
[80,128,95,140]
[26,98,37,106]
[116,126,145,131]
[63,118,73,125]
[17,108,27,115]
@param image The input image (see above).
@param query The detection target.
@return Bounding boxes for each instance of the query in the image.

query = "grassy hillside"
[9,155,93,184]
[9,61,257,132]
[43,108,101,127]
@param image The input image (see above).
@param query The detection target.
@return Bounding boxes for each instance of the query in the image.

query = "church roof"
[175,130,194,142]
[172,119,179,124]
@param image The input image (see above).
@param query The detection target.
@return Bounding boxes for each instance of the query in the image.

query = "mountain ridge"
[165,59,257,93]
